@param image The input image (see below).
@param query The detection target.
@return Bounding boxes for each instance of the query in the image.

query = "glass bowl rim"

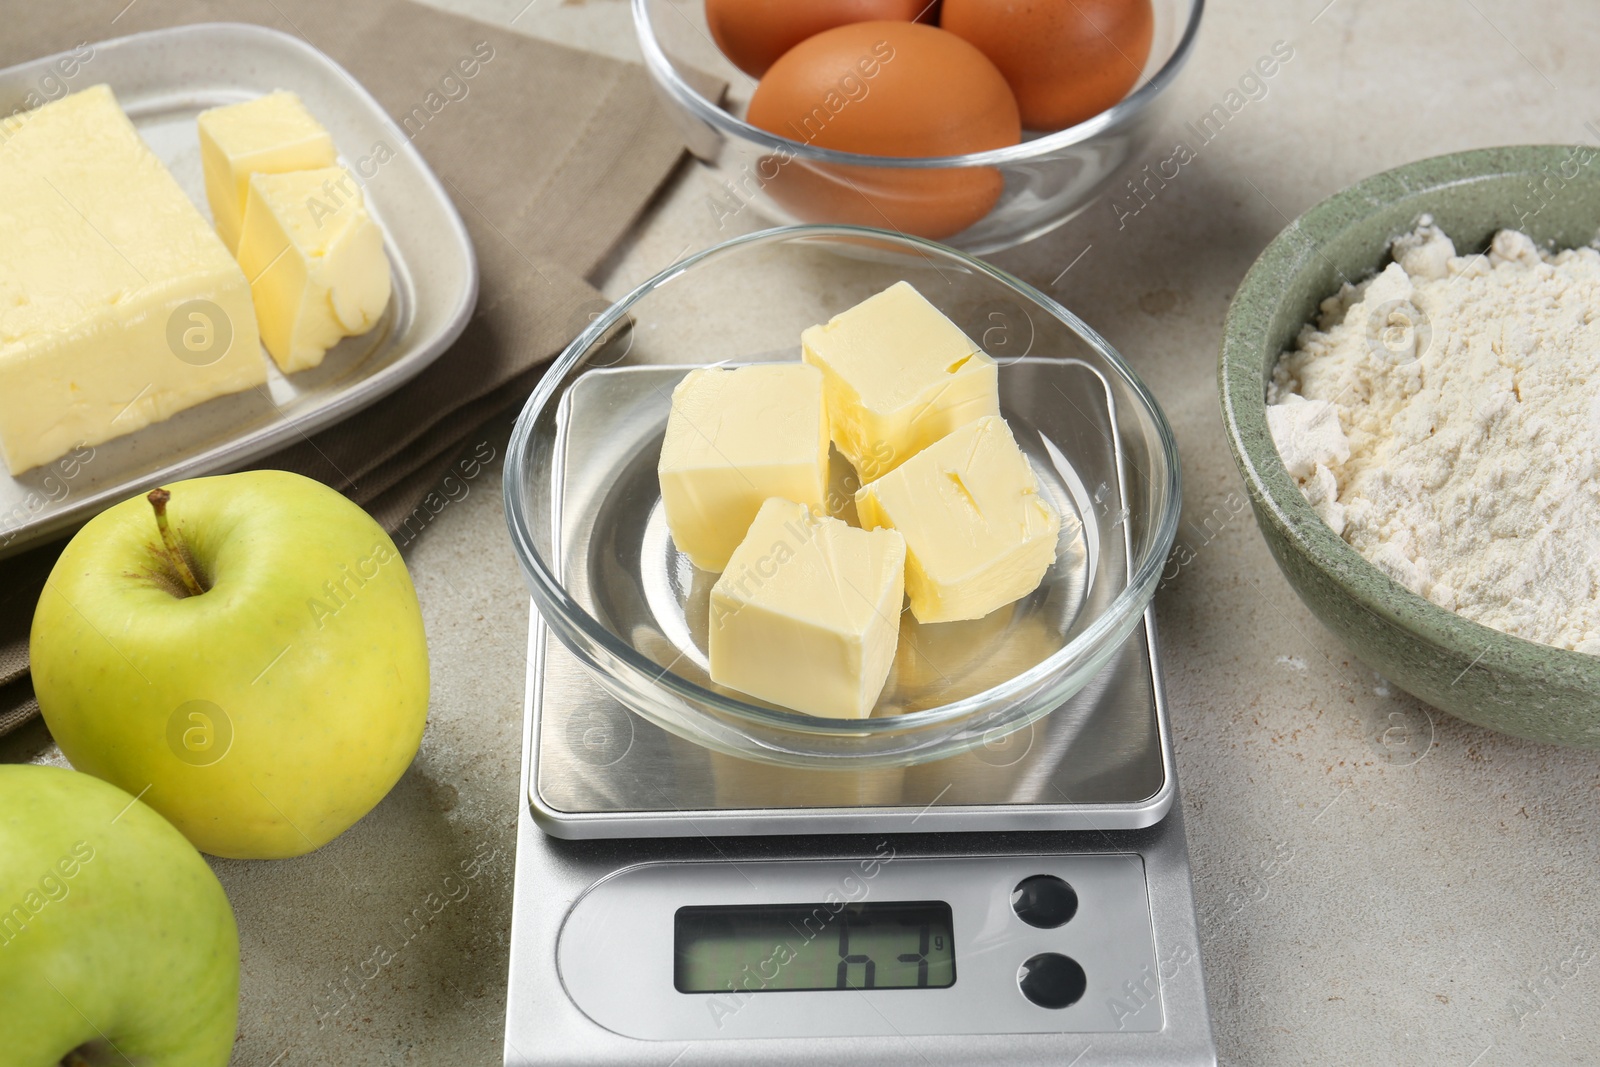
[503,223,1183,736]
[630,0,1206,170]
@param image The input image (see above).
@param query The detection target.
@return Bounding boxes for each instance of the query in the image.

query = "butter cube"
[235,168,392,373]
[857,415,1059,623]
[710,499,906,719]
[198,90,337,252]
[0,85,265,475]
[802,281,999,481]
[658,364,829,572]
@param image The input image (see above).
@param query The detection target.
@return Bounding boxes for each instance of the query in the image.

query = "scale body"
[503,607,1215,1065]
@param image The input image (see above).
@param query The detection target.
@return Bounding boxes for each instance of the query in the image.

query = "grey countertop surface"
[10,0,1600,1064]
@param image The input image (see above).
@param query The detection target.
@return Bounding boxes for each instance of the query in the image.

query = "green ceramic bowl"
[1220,145,1600,748]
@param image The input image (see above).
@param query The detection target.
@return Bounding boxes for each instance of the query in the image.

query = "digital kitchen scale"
[502,606,1214,1065]
[500,340,1213,1065]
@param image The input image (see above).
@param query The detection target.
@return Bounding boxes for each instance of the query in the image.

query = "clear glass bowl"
[633,0,1203,255]
[504,226,1180,768]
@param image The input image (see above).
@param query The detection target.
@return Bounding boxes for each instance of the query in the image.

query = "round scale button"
[1018,952,1088,1009]
[1011,873,1078,928]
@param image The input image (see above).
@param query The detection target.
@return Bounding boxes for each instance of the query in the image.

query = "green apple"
[31,470,430,860]
[0,764,239,1067]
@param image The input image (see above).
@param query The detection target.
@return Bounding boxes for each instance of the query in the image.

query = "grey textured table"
[10,0,1600,1064]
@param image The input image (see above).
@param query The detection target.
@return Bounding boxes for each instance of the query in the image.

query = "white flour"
[1267,219,1600,654]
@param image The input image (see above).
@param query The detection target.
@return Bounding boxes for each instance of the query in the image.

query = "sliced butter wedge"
[198,90,337,253]
[235,167,392,373]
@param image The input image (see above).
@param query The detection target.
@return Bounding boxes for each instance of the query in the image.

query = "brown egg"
[746,21,1020,239]
[940,0,1154,131]
[706,0,932,78]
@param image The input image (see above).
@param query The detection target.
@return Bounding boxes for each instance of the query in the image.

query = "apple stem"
[147,488,205,597]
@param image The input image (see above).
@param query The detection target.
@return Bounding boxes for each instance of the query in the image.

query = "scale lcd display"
[674,900,956,994]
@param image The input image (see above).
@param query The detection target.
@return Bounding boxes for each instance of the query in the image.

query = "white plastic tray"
[0,23,478,559]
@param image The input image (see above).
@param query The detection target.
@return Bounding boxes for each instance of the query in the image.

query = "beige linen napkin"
[0,0,701,737]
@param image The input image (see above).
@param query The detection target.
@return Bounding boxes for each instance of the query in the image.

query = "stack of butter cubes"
[657,281,1061,721]
[199,91,391,374]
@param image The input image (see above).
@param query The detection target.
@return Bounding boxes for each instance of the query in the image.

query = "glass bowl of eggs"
[504,225,1181,769]
[633,0,1203,254]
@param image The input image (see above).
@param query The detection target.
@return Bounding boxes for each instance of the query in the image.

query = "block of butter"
[235,167,392,373]
[658,364,829,572]
[857,415,1059,623]
[198,90,337,253]
[802,281,999,481]
[710,498,906,719]
[0,84,265,476]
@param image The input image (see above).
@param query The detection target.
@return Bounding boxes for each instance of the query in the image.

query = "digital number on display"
[674,900,956,994]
